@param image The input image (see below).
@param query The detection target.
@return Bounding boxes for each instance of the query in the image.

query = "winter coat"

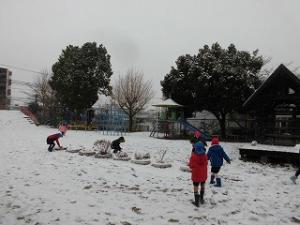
[111,138,122,151]
[207,144,230,167]
[47,133,63,147]
[190,136,207,147]
[189,142,208,182]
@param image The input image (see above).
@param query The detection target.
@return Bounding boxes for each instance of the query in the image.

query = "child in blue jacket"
[207,137,231,187]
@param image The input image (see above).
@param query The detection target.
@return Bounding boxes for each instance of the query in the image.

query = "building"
[0,67,12,109]
[243,64,300,146]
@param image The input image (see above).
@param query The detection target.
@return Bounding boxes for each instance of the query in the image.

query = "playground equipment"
[150,118,211,140]
[93,104,128,136]
[178,118,211,140]
[150,98,211,139]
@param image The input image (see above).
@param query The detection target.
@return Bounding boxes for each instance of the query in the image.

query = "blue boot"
[215,177,222,187]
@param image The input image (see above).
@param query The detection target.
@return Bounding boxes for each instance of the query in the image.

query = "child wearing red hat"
[207,137,231,187]
[190,131,207,153]
[189,138,208,207]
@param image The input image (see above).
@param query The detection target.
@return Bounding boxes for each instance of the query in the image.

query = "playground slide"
[179,119,211,140]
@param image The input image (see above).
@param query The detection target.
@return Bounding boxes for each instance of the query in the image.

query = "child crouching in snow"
[207,137,231,187]
[58,121,69,136]
[46,132,64,152]
[189,139,208,207]
[111,136,125,154]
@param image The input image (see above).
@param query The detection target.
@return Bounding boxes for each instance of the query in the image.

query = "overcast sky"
[1,0,300,104]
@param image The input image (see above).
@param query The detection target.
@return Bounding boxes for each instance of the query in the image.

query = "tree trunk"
[128,114,133,132]
[212,111,227,139]
[219,117,226,139]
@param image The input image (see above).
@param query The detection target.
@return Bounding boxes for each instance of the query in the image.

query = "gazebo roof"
[152,98,183,108]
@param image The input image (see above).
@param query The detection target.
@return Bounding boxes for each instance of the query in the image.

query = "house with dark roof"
[243,64,300,146]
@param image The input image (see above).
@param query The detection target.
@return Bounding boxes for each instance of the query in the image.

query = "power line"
[11,79,33,86]
[11,87,31,91]
[0,63,44,75]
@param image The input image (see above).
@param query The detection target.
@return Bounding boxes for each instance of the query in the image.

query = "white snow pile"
[241,143,300,153]
[0,110,300,225]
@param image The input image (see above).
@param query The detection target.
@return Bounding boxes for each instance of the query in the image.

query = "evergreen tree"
[50,42,113,115]
[161,43,264,137]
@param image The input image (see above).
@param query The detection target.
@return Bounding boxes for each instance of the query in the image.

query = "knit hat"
[211,137,219,145]
[194,131,201,139]
[119,137,125,142]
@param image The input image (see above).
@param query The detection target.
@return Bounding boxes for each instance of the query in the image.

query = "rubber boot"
[200,190,205,204]
[210,175,215,184]
[193,193,200,207]
[215,177,222,187]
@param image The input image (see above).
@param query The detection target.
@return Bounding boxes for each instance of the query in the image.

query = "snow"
[240,143,300,153]
[152,98,183,108]
[0,110,300,225]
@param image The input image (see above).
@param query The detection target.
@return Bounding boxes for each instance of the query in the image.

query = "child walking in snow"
[189,139,208,207]
[190,131,207,155]
[46,132,64,152]
[207,137,231,187]
[191,131,207,148]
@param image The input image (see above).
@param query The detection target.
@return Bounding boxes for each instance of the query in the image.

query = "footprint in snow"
[83,185,92,190]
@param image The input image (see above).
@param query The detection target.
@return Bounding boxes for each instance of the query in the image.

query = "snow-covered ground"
[0,110,299,225]
[240,143,300,153]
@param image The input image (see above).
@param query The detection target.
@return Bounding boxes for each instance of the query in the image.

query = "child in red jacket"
[189,139,208,207]
[46,132,63,152]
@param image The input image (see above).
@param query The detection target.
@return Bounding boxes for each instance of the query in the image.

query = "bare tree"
[29,69,56,117]
[112,69,154,132]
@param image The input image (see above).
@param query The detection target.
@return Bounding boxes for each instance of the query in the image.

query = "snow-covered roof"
[92,95,111,108]
[152,98,183,108]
